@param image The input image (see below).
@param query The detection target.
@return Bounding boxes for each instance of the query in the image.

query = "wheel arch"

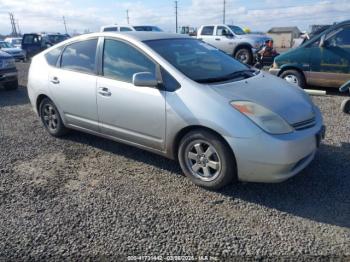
[278,64,305,78]
[171,125,237,169]
[233,43,253,56]
[36,94,50,116]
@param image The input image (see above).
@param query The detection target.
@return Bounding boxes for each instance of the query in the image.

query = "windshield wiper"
[196,69,257,84]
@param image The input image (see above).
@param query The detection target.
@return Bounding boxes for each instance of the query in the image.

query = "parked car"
[0,50,18,90]
[100,24,163,32]
[4,37,22,48]
[27,32,325,189]
[0,41,26,62]
[196,24,271,64]
[269,20,350,88]
[22,33,69,59]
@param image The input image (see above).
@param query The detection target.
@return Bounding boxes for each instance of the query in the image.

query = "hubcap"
[236,50,249,63]
[42,104,58,131]
[284,74,299,85]
[185,140,221,182]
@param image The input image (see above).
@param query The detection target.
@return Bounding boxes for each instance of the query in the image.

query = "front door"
[96,38,166,150]
[309,26,350,87]
[215,26,235,54]
[48,38,99,131]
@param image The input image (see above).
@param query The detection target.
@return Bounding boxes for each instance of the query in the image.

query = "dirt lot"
[0,63,349,260]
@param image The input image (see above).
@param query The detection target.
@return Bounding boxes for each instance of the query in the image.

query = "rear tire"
[39,98,68,137]
[280,69,306,88]
[178,129,237,190]
[234,48,252,65]
[4,79,18,90]
[341,99,350,114]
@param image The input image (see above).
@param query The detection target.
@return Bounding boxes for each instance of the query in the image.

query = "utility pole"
[175,1,178,33]
[9,13,18,36]
[126,9,130,24]
[62,16,68,34]
[16,19,21,35]
[223,0,226,24]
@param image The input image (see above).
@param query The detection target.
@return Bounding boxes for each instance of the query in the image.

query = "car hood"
[237,34,271,42]
[0,50,13,58]
[1,47,22,53]
[209,72,315,125]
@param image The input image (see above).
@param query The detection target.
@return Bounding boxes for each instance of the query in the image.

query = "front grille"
[292,117,316,130]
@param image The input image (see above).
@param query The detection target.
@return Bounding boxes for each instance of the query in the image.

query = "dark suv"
[270,20,350,88]
[22,33,69,59]
[0,50,18,90]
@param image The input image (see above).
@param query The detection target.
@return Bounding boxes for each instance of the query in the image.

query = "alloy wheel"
[42,104,58,131]
[284,74,299,85]
[185,140,221,182]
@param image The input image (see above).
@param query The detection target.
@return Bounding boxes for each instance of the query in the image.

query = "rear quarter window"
[44,46,64,66]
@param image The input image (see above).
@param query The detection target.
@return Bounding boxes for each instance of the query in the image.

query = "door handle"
[98,87,112,96]
[215,38,220,41]
[51,77,60,84]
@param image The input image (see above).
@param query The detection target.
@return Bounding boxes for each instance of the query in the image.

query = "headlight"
[231,101,294,134]
[2,58,15,69]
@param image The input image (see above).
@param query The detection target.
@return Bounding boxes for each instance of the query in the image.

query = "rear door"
[309,26,350,87]
[96,38,166,150]
[48,38,99,131]
[198,26,216,46]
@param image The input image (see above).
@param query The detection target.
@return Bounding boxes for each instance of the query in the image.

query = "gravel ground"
[0,63,349,260]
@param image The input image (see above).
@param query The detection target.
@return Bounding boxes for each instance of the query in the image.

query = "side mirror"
[319,35,329,48]
[132,72,158,87]
[339,80,350,93]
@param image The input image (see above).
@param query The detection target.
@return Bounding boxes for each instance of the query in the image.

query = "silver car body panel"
[27,32,324,183]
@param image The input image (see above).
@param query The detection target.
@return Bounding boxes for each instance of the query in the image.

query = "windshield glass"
[145,38,251,83]
[0,42,12,48]
[228,25,246,35]
[134,26,162,32]
[48,35,68,44]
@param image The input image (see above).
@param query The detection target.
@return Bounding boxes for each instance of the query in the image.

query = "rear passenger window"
[61,39,97,74]
[45,46,63,66]
[201,26,214,36]
[104,27,118,32]
[120,27,132,32]
[103,39,156,83]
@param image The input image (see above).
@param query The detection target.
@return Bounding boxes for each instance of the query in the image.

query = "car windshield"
[12,39,22,45]
[48,35,68,44]
[145,38,253,83]
[228,25,246,35]
[0,42,12,48]
[134,26,162,32]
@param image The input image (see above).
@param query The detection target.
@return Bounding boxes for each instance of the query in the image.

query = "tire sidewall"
[341,99,350,114]
[280,70,306,88]
[235,48,252,65]
[39,98,66,137]
[178,130,236,190]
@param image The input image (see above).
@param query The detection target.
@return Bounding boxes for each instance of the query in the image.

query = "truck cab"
[197,24,271,64]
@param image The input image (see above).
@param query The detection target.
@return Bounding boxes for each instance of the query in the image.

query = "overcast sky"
[0,0,349,35]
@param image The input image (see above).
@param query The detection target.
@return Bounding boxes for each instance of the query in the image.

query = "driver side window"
[327,27,350,47]
[216,26,230,36]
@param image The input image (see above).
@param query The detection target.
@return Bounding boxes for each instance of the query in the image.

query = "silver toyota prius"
[27,32,325,190]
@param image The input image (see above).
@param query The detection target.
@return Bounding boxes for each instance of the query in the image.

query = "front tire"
[39,98,68,137]
[178,129,237,190]
[341,99,350,114]
[280,69,306,88]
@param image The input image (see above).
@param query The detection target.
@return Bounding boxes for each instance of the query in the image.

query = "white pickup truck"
[197,24,271,64]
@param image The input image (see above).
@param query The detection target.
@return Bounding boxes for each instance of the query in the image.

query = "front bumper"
[269,68,281,76]
[225,113,325,183]
[0,68,18,83]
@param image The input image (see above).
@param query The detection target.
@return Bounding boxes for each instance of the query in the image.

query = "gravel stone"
[0,63,349,260]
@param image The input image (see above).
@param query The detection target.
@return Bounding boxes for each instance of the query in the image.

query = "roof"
[268,27,301,34]
[75,32,190,42]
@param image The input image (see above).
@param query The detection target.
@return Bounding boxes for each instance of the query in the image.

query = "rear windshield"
[134,26,162,32]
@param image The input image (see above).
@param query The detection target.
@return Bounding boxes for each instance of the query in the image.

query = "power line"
[175,1,178,33]
[126,9,130,24]
[62,16,68,34]
[9,13,18,36]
